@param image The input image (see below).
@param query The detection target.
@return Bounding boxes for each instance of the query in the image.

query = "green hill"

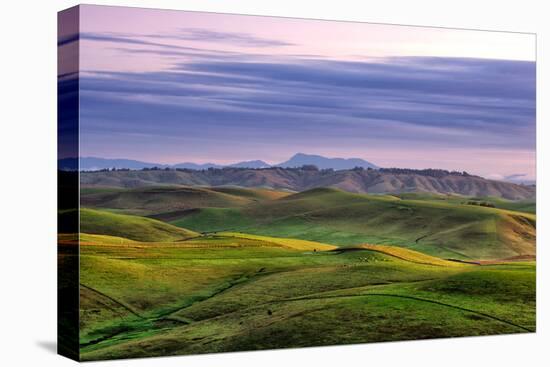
[80,186,290,216]
[76,208,198,242]
[66,185,535,360]
[168,208,249,233]
[172,188,535,260]
[396,192,536,214]
[165,188,380,233]
[76,231,534,360]
[207,187,291,201]
[346,244,465,267]
[219,232,337,251]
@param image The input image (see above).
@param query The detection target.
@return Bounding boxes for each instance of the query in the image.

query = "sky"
[60,5,536,180]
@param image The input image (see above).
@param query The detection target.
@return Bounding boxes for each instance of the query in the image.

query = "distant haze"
[60,153,377,171]
[60,5,536,181]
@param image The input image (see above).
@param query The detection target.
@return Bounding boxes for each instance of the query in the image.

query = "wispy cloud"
[72,29,293,54]
[79,54,535,171]
[145,28,295,47]
[79,32,211,53]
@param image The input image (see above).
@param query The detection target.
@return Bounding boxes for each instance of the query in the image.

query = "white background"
[1,0,548,365]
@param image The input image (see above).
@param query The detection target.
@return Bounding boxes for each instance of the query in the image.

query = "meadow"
[62,186,536,360]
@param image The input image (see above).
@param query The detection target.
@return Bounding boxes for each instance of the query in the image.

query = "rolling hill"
[218,232,337,251]
[345,244,466,267]
[80,186,288,215]
[395,192,536,214]
[170,188,536,261]
[75,229,534,360]
[80,167,535,200]
[78,184,535,260]
[73,208,198,242]
[70,181,535,360]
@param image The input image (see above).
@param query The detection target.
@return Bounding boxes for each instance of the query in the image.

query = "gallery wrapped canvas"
[58,4,536,362]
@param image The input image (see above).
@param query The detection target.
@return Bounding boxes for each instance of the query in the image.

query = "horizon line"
[59,152,377,166]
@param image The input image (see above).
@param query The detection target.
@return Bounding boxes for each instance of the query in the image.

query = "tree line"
[83,166,472,178]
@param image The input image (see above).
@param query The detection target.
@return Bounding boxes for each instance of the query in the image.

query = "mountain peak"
[229,160,271,169]
[277,153,378,170]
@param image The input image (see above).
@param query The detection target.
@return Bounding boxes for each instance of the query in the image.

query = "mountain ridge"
[59,153,378,171]
[276,153,377,170]
[79,166,535,200]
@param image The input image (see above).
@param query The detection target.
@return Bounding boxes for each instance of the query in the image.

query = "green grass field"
[395,192,536,214]
[168,187,535,260]
[77,208,198,241]
[64,185,536,360]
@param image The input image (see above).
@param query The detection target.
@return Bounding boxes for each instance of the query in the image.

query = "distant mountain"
[59,153,379,171]
[80,166,535,200]
[229,160,271,169]
[502,174,536,186]
[276,153,378,170]
[58,157,223,171]
[59,157,166,171]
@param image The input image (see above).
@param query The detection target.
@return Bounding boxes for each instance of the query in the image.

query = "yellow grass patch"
[219,232,337,251]
[354,244,467,267]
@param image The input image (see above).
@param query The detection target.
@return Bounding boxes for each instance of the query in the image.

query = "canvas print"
[58,4,536,361]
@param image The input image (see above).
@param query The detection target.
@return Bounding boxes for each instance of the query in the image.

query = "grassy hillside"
[348,244,465,267]
[396,192,536,214]
[70,232,534,360]
[68,183,536,360]
[172,188,535,260]
[219,232,337,251]
[80,186,280,215]
[77,208,198,242]
[207,187,291,201]
[168,208,249,232]
[80,168,536,200]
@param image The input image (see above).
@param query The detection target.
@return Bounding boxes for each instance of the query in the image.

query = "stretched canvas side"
[57,5,80,362]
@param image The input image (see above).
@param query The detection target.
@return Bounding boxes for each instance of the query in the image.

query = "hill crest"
[80,167,535,200]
